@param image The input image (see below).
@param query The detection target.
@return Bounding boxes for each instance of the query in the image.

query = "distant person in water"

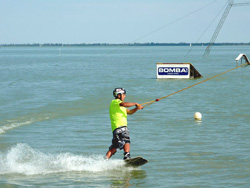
[105,88,143,160]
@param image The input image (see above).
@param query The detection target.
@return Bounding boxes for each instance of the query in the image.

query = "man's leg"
[124,143,130,153]
[105,148,117,159]
[123,143,131,160]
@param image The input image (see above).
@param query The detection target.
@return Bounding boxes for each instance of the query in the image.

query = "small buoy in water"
[194,112,202,120]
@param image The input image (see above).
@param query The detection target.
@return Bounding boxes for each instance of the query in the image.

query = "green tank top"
[109,99,127,132]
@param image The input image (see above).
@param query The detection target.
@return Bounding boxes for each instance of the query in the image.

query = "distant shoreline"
[1,42,250,47]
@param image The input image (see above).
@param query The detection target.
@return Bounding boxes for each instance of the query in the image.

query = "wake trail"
[0,143,126,176]
[0,114,51,134]
[0,97,108,134]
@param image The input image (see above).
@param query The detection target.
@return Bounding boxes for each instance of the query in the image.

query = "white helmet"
[113,88,126,98]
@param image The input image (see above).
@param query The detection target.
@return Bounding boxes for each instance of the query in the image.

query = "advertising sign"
[157,63,190,79]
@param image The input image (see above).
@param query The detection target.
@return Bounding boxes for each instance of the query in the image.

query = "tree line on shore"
[1,42,250,47]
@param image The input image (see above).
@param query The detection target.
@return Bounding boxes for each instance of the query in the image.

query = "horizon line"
[1,42,250,47]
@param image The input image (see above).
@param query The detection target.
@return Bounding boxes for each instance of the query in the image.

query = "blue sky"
[0,0,249,44]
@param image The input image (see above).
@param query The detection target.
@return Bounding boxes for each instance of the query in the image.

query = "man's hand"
[135,103,143,110]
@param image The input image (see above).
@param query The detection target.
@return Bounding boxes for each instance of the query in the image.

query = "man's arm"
[120,102,138,108]
[120,102,143,115]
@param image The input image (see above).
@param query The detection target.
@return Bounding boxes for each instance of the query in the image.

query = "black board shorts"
[109,126,130,150]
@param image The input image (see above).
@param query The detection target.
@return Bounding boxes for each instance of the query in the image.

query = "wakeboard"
[124,156,148,167]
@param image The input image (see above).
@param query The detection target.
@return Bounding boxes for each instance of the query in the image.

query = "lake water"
[0,46,250,187]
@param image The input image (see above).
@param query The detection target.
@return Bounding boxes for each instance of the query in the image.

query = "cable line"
[132,0,217,43]
[186,2,227,56]
[203,0,250,56]
[140,62,249,108]
[106,1,217,55]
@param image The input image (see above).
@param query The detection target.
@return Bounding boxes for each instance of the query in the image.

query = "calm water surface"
[0,46,250,187]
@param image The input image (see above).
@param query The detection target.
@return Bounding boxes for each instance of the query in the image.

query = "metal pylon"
[203,0,234,57]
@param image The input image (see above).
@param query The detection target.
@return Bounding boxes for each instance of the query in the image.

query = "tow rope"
[140,62,249,108]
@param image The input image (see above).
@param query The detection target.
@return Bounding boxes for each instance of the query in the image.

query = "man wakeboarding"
[105,88,143,160]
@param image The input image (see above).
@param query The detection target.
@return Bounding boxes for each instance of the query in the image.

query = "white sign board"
[157,63,190,79]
